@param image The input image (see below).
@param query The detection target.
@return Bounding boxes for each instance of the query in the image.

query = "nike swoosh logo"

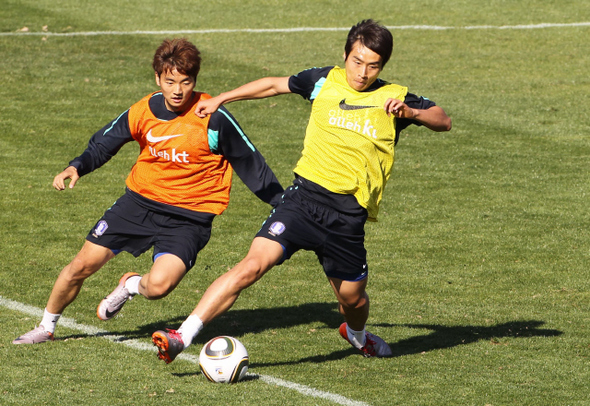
[339,99,378,111]
[146,129,184,143]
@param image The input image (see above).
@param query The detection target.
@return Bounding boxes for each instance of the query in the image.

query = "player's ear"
[154,72,161,87]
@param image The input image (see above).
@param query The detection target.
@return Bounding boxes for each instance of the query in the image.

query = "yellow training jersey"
[293,67,408,221]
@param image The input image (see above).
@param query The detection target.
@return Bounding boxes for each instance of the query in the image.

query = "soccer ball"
[199,336,249,384]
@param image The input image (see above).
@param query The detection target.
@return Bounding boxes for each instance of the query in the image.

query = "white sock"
[124,275,142,296]
[346,325,367,349]
[178,314,204,349]
[40,308,61,334]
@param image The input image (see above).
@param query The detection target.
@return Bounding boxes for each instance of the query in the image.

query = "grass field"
[1,1,589,405]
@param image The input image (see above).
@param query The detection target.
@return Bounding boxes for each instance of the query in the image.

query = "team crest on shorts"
[92,220,109,238]
[268,221,286,237]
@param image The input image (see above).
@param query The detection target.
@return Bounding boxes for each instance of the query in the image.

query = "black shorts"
[256,181,369,281]
[86,192,212,271]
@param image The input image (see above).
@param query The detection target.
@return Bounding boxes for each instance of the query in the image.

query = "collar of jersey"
[149,92,190,121]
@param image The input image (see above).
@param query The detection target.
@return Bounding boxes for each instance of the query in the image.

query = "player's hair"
[344,19,393,67]
[153,38,201,80]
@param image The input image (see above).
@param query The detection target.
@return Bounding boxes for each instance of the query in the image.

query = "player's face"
[155,69,196,112]
[344,41,383,92]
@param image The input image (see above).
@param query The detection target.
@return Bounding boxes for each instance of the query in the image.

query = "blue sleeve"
[208,107,284,207]
[68,110,134,176]
[288,66,333,101]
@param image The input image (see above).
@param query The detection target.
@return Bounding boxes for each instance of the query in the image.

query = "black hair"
[344,19,393,67]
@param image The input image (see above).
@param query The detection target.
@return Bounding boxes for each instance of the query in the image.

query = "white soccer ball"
[199,336,249,384]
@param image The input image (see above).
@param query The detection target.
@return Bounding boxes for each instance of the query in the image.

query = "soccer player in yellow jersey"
[152,20,451,361]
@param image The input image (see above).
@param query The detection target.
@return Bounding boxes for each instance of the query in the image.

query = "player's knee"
[234,256,268,288]
[63,258,100,282]
[143,279,174,300]
[339,291,368,310]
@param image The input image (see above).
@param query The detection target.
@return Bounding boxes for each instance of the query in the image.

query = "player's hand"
[384,98,416,119]
[195,97,222,118]
[53,166,80,190]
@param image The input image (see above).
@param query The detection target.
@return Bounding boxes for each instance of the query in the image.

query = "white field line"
[1,22,589,36]
[1,295,371,406]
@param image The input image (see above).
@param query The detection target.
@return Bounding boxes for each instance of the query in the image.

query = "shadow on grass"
[252,319,563,367]
[57,302,563,366]
[90,302,342,343]
[377,320,563,358]
[57,302,341,343]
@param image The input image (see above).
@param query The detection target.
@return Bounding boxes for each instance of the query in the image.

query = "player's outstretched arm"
[53,166,80,190]
[384,98,452,132]
[195,77,291,118]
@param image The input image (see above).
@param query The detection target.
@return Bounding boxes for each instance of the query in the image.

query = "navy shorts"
[86,193,212,271]
[256,183,368,281]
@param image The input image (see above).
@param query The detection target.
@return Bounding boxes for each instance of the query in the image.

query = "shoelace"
[165,329,183,341]
[362,336,377,357]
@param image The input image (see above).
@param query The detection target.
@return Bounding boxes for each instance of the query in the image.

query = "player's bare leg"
[329,277,370,331]
[152,237,283,363]
[47,241,115,314]
[329,276,392,357]
[193,237,283,323]
[138,254,187,299]
[13,241,113,344]
[97,253,186,320]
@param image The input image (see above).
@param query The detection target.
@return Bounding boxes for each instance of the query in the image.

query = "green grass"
[1,1,590,405]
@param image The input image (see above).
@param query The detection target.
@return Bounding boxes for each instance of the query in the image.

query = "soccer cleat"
[339,322,392,358]
[96,272,140,320]
[152,329,185,364]
[12,325,54,345]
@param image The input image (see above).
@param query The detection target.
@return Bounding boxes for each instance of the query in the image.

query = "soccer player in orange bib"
[13,38,283,345]
[152,20,452,361]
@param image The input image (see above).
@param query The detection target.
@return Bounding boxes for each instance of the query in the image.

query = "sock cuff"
[346,325,367,349]
[178,314,204,349]
[41,308,61,334]
[124,274,142,296]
